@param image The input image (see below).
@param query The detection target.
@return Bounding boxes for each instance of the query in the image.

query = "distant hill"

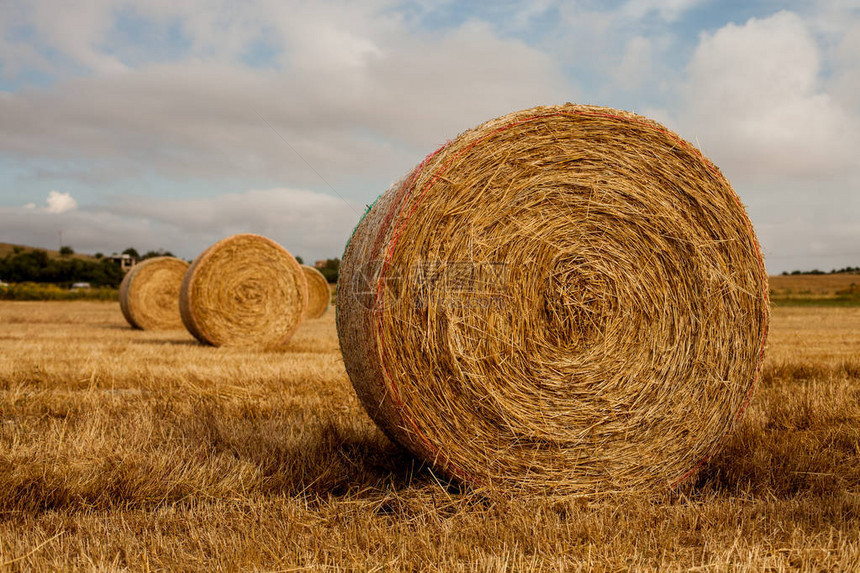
[0,242,124,288]
[0,242,99,262]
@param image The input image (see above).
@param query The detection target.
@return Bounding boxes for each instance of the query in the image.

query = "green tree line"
[1,245,338,288]
[295,257,339,283]
[0,249,124,287]
[316,258,340,283]
[781,266,860,275]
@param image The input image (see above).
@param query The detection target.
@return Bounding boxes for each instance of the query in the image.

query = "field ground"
[769,273,859,294]
[0,298,859,570]
[769,273,860,306]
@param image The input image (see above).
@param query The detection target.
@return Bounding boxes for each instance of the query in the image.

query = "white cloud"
[678,11,858,183]
[13,0,127,75]
[826,18,860,115]
[613,36,654,90]
[667,10,860,273]
[549,1,690,102]
[0,0,569,264]
[44,190,77,213]
[0,13,567,190]
[749,178,860,273]
[112,187,358,252]
[0,187,358,262]
[1,0,858,274]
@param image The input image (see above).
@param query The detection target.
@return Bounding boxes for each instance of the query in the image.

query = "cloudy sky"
[1,0,857,272]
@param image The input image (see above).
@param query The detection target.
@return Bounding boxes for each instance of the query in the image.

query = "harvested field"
[0,298,858,570]
[769,273,859,295]
[769,273,860,306]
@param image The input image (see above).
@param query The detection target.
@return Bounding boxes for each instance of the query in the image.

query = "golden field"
[769,273,860,306]
[769,273,859,296]
[0,297,859,571]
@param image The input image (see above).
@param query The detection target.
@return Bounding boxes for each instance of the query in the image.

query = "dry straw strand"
[301,264,331,319]
[119,256,189,330]
[337,104,770,495]
[179,234,307,347]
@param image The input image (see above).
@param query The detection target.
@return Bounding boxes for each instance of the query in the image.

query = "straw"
[301,265,330,319]
[119,256,189,330]
[180,234,307,347]
[336,104,770,495]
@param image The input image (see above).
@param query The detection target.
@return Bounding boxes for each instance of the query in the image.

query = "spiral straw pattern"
[119,256,189,330]
[337,104,769,495]
[180,234,307,347]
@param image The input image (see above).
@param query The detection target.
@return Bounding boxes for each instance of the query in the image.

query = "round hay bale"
[119,256,189,330]
[179,234,307,347]
[336,104,769,495]
[301,265,330,319]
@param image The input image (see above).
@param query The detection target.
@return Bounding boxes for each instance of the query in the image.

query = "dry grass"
[0,300,858,570]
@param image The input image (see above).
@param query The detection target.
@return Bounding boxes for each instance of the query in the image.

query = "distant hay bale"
[301,265,330,319]
[180,234,307,347]
[119,256,189,330]
[337,104,770,495]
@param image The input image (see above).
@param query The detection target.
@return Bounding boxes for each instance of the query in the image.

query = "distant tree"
[783,267,860,276]
[295,256,304,265]
[832,266,860,274]
[318,258,340,283]
[123,248,140,259]
[32,249,49,267]
[94,253,104,259]
[141,249,175,260]
[0,248,123,287]
[12,246,23,254]
[59,246,74,257]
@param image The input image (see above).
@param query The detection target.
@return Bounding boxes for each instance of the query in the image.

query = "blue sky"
[1,0,858,272]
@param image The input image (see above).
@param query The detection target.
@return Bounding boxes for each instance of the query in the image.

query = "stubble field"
[0,298,858,571]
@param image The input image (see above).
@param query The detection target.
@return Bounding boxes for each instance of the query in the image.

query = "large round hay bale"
[301,265,330,319]
[179,234,307,347]
[119,256,189,330]
[337,104,769,495]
